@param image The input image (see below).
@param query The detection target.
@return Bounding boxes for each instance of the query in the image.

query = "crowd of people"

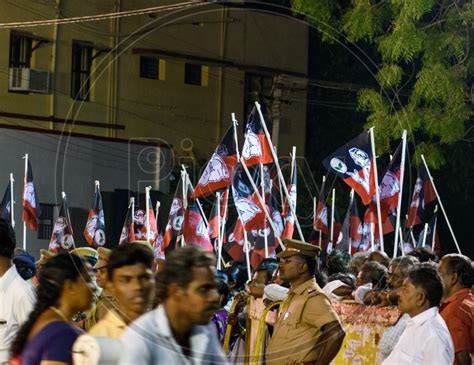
[0,216,472,364]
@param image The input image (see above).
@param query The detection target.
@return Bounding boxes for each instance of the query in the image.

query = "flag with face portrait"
[0,181,12,224]
[232,163,266,231]
[314,178,329,234]
[208,189,229,244]
[241,106,274,167]
[22,160,40,231]
[406,164,436,228]
[192,127,237,199]
[322,131,375,205]
[378,141,403,222]
[49,194,75,253]
[163,175,187,250]
[83,184,106,247]
[182,200,213,252]
[118,200,135,245]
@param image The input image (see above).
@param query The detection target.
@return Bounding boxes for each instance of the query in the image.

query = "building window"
[184,63,208,86]
[71,42,93,101]
[37,203,55,240]
[140,56,157,79]
[9,33,32,68]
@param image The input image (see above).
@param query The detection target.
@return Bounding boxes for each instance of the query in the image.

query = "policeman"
[266,238,345,365]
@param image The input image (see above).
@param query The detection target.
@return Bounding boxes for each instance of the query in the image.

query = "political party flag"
[118,199,135,245]
[0,182,12,224]
[163,173,188,250]
[232,163,266,231]
[192,127,237,199]
[378,141,403,222]
[83,182,106,247]
[322,131,375,205]
[208,189,229,243]
[241,106,274,167]
[182,200,213,252]
[417,210,441,251]
[22,159,40,230]
[406,164,436,228]
[314,179,329,234]
[49,193,75,253]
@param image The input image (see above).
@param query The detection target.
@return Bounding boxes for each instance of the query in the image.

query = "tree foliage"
[293,0,473,168]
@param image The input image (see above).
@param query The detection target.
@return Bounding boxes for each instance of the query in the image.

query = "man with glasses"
[266,238,345,365]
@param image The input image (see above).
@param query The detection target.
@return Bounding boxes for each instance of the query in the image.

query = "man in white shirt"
[382,263,454,365]
[0,219,36,364]
[119,245,227,364]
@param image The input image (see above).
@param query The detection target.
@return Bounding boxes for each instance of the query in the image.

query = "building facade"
[0,0,308,252]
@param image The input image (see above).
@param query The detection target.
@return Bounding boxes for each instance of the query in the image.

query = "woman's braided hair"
[10,253,88,357]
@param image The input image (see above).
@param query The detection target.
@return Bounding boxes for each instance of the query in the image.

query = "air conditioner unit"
[9,67,50,93]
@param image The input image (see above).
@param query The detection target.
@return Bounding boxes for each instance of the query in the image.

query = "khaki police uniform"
[265,239,341,365]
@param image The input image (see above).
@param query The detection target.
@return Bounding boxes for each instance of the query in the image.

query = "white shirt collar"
[407,306,438,327]
[0,265,19,292]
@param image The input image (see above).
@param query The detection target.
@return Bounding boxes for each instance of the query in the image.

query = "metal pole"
[421,155,461,254]
[369,127,384,251]
[393,130,407,258]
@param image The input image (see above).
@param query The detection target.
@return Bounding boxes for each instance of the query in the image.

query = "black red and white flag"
[322,131,375,205]
[0,181,13,225]
[49,194,75,253]
[313,178,328,234]
[416,209,441,252]
[232,163,266,231]
[22,160,40,231]
[162,175,187,251]
[192,127,237,199]
[406,165,436,228]
[208,189,229,244]
[282,161,297,239]
[337,194,363,254]
[118,200,135,245]
[241,106,274,167]
[378,141,403,222]
[182,199,213,253]
[83,183,106,247]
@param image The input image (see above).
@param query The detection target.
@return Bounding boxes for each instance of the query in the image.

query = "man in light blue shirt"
[119,245,227,364]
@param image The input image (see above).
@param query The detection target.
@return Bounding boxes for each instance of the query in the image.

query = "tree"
[293,0,473,168]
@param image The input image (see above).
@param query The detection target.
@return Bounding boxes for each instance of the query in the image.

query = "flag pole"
[216,191,222,270]
[180,170,186,247]
[328,188,335,253]
[369,127,384,251]
[348,189,354,256]
[255,102,304,241]
[218,189,229,269]
[22,154,28,250]
[421,222,429,247]
[155,201,160,221]
[393,130,407,258]
[10,173,15,229]
[398,227,405,256]
[260,163,268,258]
[275,146,285,208]
[145,186,151,243]
[240,157,284,249]
[231,113,240,161]
[242,221,252,281]
[420,155,461,254]
[432,205,438,251]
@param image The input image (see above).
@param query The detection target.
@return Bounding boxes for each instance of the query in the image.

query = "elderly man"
[438,254,474,365]
[266,238,345,365]
[382,264,454,365]
[119,245,226,364]
[0,219,35,363]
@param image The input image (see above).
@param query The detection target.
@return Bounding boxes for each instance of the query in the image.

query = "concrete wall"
[0,127,172,256]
